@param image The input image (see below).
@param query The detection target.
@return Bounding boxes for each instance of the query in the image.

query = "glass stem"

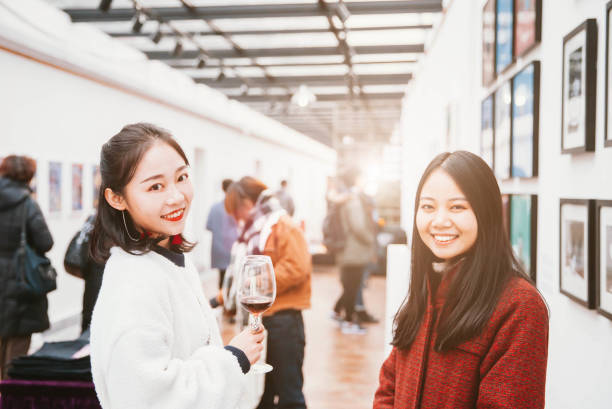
[250,313,261,333]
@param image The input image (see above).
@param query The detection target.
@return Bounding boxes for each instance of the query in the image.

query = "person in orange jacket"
[225,176,311,409]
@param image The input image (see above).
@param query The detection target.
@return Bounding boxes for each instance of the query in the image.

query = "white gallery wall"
[0,1,335,338]
[398,0,612,407]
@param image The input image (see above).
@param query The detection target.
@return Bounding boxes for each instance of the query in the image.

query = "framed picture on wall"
[494,82,512,180]
[49,161,62,213]
[481,95,495,169]
[595,200,612,320]
[511,61,540,178]
[514,0,542,57]
[496,0,514,74]
[562,19,597,154]
[483,0,497,86]
[605,2,612,147]
[72,164,83,211]
[93,164,101,209]
[559,199,595,308]
[510,194,537,281]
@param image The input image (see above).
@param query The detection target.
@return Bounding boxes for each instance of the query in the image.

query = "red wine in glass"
[240,295,273,314]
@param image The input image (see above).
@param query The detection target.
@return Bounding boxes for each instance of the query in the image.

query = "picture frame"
[496,0,514,75]
[93,164,101,209]
[72,164,83,211]
[605,2,612,147]
[49,161,62,213]
[483,0,497,86]
[559,199,596,308]
[514,0,542,58]
[511,61,540,178]
[510,194,537,282]
[481,94,495,169]
[494,81,512,180]
[562,19,597,154]
[595,200,612,320]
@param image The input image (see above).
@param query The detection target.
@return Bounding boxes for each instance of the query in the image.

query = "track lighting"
[216,70,226,82]
[336,1,351,23]
[151,27,162,44]
[99,0,112,12]
[173,40,183,57]
[196,54,208,68]
[131,12,145,34]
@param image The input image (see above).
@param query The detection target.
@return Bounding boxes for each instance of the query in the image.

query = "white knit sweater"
[90,247,246,409]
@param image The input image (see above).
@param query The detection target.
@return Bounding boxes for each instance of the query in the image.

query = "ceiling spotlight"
[240,84,249,96]
[173,40,183,57]
[291,84,317,108]
[131,12,145,34]
[196,55,208,68]
[98,0,112,12]
[151,27,162,44]
[336,1,351,23]
[216,70,226,82]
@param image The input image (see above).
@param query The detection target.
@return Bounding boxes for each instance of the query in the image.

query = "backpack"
[322,202,346,254]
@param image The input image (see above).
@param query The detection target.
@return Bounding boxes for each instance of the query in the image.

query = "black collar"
[152,245,185,268]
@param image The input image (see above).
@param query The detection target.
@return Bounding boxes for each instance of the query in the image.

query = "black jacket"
[0,177,53,336]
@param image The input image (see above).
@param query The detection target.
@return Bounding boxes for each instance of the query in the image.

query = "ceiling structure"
[48,0,443,147]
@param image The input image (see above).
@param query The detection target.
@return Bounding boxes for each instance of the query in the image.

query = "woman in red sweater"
[374,151,549,409]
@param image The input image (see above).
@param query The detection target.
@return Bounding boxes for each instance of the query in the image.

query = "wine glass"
[237,255,276,373]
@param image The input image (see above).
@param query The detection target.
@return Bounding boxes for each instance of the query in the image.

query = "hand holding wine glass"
[238,255,276,373]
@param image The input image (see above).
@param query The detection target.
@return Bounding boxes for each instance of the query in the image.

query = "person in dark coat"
[0,155,54,379]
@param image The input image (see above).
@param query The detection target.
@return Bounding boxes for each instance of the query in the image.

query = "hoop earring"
[122,210,140,242]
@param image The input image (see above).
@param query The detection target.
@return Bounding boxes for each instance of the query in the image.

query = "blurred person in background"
[331,167,376,335]
[225,176,311,409]
[275,179,295,217]
[0,155,53,379]
[206,178,239,288]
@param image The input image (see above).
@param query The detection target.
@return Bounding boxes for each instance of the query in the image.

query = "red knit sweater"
[374,272,549,409]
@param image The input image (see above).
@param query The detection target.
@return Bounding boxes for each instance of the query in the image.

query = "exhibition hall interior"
[1,0,611,408]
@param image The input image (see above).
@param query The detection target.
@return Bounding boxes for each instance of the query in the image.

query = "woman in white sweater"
[89,123,264,409]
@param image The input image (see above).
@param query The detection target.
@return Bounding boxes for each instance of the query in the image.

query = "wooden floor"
[219,265,387,409]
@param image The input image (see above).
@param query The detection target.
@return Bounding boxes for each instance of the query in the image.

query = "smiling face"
[416,169,478,261]
[105,141,193,248]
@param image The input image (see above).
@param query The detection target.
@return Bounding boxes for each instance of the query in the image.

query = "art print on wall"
[72,164,83,211]
[496,0,514,74]
[483,0,497,86]
[93,164,101,209]
[562,19,597,153]
[510,195,537,281]
[511,61,540,178]
[560,199,595,308]
[514,0,541,57]
[596,201,612,320]
[49,161,62,213]
[605,2,612,147]
[494,82,511,180]
[481,95,495,169]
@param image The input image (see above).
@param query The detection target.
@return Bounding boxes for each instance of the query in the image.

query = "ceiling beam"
[168,59,417,69]
[65,1,443,22]
[144,44,423,60]
[230,92,404,102]
[196,73,411,87]
[109,24,434,38]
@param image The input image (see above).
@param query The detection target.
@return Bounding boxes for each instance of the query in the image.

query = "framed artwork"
[72,164,83,211]
[481,95,495,169]
[496,0,514,74]
[562,19,597,154]
[514,0,542,57]
[93,164,101,209]
[605,2,612,147]
[510,195,537,281]
[49,161,62,213]
[559,199,595,308]
[511,61,540,178]
[595,200,612,320]
[483,0,497,86]
[494,82,511,180]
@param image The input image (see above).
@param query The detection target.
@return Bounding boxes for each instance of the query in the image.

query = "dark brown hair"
[224,176,267,217]
[0,155,37,184]
[90,123,195,262]
[392,151,532,352]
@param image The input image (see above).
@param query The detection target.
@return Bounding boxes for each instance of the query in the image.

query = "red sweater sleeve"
[477,287,549,409]
[373,347,397,408]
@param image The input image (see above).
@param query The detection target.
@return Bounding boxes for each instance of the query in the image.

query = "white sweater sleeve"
[105,325,246,409]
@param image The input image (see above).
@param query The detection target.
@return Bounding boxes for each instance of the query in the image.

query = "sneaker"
[357,310,379,324]
[341,321,367,335]
[330,311,343,322]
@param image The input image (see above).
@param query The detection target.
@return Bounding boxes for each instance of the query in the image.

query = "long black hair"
[90,123,195,262]
[392,151,531,352]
